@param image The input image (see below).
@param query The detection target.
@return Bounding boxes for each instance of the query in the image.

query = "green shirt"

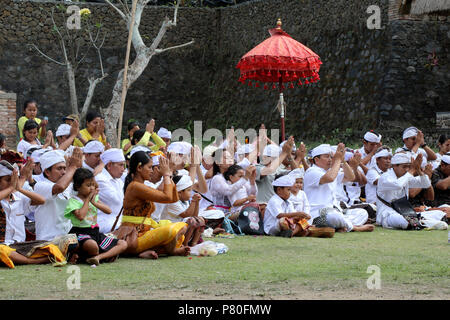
[64,196,99,228]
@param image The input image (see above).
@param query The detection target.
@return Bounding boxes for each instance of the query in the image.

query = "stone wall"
[0,0,448,146]
[0,91,17,148]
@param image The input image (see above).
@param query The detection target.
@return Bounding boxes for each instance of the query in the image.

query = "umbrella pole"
[279,77,285,141]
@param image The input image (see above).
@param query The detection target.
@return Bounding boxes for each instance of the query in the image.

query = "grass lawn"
[1,227,448,300]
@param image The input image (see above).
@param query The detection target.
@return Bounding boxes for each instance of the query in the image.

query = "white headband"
[237,144,255,155]
[311,144,332,158]
[263,144,281,157]
[391,153,412,165]
[288,168,304,180]
[157,127,171,139]
[272,174,295,187]
[83,141,105,154]
[176,175,193,191]
[0,161,13,177]
[442,154,450,165]
[167,141,192,155]
[130,145,151,157]
[100,148,125,165]
[374,149,392,159]
[237,157,251,169]
[403,127,418,140]
[40,150,66,171]
[56,124,71,137]
[364,131,382,143]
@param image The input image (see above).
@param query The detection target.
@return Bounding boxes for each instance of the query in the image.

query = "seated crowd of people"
[0,99,448,268]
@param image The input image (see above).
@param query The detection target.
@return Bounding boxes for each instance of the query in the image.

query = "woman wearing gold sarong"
[114,151,190,259]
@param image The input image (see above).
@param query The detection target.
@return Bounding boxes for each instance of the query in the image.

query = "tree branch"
[28,44,66,66]
[154,39,194,55]
[104,0,127,21]
[81,73,109,120]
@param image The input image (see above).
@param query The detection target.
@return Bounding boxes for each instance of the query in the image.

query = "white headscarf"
[263,144,281,157]
[391,153,412,165]
[40,150,66,171]
[0,161,13,177]
[167,141,192,155]
[157,127,171,139]
[272,174,295,187]
[100,148,125,165]
[130,145,151,157]
[311,144,332,158]
[364,131,382,143]
[83,141,105,154]
[402,127,418,140]
[176,175,193,191]
[55,124,71,137]
[288,168,304,180]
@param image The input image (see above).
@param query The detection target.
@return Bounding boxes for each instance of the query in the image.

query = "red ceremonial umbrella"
[236,19,322,141]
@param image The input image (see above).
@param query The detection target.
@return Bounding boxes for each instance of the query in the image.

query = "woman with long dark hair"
[73,111,107,147]
[432,135,450,169]
[114,151,190,259]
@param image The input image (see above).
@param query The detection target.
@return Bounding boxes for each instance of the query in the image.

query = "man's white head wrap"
[272,174,295,187]
[237,144,255,155]
[55,124,71,137]
[391,153,412,165]
[263,144,281,157]
[402,127,418,140]
[176,175,193,191]
[157,127,171,139]
[364,131,382,143]
[0,160,13,177]
[311,144,332,158]
[40,150,66,171]
[288,168,304,180]
[167,141,192,155]
[100,148,125,166]
[130,145,151,157]
[441,154,450,165]
[83,141,105,154]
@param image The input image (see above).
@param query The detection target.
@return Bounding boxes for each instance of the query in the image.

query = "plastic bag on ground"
[190,241,229,256]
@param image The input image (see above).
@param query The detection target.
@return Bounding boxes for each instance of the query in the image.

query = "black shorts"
[69,226,119,253]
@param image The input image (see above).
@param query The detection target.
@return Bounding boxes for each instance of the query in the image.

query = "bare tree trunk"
[103,0,194,147]
[66,62,79,116]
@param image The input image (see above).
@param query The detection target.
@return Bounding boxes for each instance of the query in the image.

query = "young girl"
[17,120,53,156]
[64,168,127,265]
[17,99,47,140]
[159,175,205,247]
[224,164,258,221]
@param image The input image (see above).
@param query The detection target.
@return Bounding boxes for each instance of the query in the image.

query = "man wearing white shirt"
[33,149,82,241]
[304,144,374,232]
[96,148,125,234]
[365,148,392,204]
[358,131,382,171]
[376,152,435,229]
[255,137,294,203]
[82,140,105,174]
[395,127,436,168]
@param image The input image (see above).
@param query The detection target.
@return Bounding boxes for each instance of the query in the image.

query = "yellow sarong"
[121,216,187,253]
[0,245,16,269]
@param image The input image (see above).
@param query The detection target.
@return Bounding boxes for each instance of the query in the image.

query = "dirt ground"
[63,282,449,300]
